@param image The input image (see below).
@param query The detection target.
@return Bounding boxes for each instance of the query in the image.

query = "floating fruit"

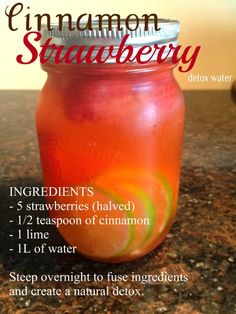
[52,169,173,262]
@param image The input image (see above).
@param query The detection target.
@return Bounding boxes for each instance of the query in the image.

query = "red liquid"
[36,62,185,262]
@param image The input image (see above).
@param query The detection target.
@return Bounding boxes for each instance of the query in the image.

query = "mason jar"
[36,19,185,262]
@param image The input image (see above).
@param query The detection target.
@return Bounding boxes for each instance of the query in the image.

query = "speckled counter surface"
[0,91,235,314]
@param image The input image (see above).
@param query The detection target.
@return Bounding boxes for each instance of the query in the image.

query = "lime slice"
[53,190,132,260]
[95,169,173,254]
[51,168,173,261]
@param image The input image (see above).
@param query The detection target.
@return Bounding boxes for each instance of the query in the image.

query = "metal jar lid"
[41,18,180,63]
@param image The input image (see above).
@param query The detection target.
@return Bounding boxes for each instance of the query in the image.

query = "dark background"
[0,90,235,313]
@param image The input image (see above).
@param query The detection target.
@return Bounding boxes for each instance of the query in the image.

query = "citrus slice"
[51,168,173,261]
[94,169,173,252]
[104,183,155,256]
[54,189,133,260]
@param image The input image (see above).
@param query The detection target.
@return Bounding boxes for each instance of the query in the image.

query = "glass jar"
[36,19,185,262]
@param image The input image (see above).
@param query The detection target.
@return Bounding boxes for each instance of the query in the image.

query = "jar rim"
[41,60,176,78]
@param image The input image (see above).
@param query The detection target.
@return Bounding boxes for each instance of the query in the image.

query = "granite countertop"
[0,90,235,314]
